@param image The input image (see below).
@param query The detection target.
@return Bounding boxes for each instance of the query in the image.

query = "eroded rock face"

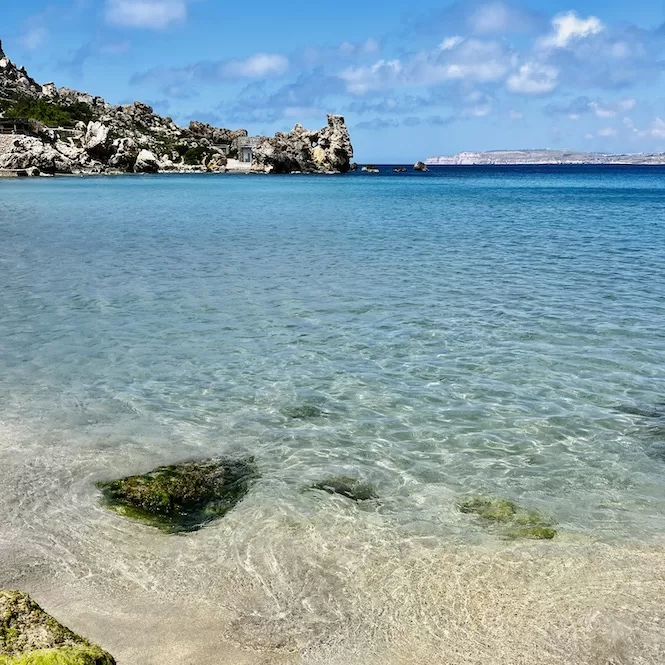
[0,590,116,664]
[134,149,159,173]
[82,121,110,158]
[188,121,247,146]
[0,136,75,174]
[414,161,428,172]
[252,114,354,174]
[97,456,259,532]
[0,40,42,98]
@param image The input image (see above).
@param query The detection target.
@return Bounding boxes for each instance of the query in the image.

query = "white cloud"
[636,117,665,139]
[506,62,558,94]
[597,127,617,137]
[440,36,464,50]
[508,109,524,120]
[589,101,615,118]
[340,59,403,95]
[589,98,636,117]
[220,53,289,78]
[340,38,516,94]
[538,11,605,49]
[20,27,47,50]
[105,0,187,29]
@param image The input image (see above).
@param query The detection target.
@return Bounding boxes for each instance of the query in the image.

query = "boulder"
[252,115,354,174]
[133,149,159,173]
[97,457,259,532]
[308,476,378,502]
[82,121,110,158]
[414,161,428,172]
[0,590,115,664]
[107,138,138,171]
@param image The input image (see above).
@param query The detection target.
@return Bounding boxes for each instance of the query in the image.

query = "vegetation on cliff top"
[0,96,94,128]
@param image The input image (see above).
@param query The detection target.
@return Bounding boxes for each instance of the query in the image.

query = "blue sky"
[3,0,665,161]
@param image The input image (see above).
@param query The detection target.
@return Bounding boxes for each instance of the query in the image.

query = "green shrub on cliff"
[1,96,93,128]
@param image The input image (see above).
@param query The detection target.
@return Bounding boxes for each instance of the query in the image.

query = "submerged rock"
[458,496,557,540]
[282,405,324,419]
[97,456,259,533]
[309,476,378,502]
[0,590,115,665]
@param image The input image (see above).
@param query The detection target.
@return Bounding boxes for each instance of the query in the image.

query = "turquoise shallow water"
[1,169,665,662]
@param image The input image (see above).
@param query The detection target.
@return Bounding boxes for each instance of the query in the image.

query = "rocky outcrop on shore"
[0,590,116,664]
[0,40,354,176]
[251,114,354,174]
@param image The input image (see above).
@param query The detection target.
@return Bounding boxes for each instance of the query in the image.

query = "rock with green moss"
[309,476,378,502]
[458,495,557,540]
[97,456,259,533]
[505,526,558,540]
[0,590,115,665]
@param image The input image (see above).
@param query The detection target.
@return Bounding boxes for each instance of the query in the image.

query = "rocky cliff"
[251,115,354,174]
[0,40,354,176]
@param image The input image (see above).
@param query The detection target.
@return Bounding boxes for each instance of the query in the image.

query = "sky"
[3,0,665,162]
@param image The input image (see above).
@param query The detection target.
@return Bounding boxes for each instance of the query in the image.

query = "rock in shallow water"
[282,405,324,419]
[97,456,259,533]
[309,476,378,502]
[0,590,115,665]
[458,496,557,540]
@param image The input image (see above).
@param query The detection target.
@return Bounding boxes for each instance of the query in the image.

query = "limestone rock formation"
[0,40,354,175]
[0,589,116,664]
[251,114,354,174]
[0,136,75,173]
[188,121,248,147]
[134,149,159,173]
[82,121,110,158]
[0,40,41,98]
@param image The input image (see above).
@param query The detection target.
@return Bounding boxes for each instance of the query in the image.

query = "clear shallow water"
[1,168,665,663]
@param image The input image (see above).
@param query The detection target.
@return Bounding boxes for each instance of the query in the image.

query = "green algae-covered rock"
[458,496,557,540]
[505,526,558,540]
[97,456,259,533]
[458,497,518,522]
[0,591,115,665]
[309,476,378,502]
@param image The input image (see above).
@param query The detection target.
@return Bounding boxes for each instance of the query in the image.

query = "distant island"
[426,150,665,166]
[0,39,353,176]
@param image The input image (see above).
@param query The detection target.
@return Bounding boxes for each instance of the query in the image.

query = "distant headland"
[0,39,353,177]
[426,149,665,166]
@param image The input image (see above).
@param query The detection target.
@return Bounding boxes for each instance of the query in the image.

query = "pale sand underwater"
[1,423,664,665]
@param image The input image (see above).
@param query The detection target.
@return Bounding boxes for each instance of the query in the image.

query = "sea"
[1,166,664,664]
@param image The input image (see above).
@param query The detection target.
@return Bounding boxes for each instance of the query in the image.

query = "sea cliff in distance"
[426,149,665,166]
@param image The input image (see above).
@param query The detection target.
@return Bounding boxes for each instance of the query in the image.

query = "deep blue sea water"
[1,167,665,663]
